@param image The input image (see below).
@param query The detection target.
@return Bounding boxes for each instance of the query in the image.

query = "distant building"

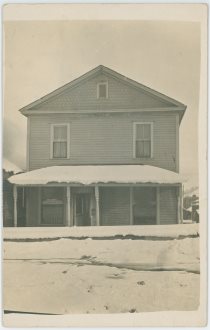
[183,191,199,223]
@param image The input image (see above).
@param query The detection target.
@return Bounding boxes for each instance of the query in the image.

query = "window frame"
[97,81,108,99]
[133,122,153,159]
[50,123,70,159]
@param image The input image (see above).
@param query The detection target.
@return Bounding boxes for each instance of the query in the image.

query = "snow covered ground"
[3,234,200,315]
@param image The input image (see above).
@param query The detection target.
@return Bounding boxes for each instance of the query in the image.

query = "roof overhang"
[9,165,186,186]
[20,107,186,123]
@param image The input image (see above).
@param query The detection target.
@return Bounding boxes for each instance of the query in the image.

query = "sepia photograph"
[2,3,207,327]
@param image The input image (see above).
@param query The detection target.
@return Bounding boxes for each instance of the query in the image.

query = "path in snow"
[5,257,199,274]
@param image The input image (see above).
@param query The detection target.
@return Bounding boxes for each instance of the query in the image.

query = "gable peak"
[19,64,186,122]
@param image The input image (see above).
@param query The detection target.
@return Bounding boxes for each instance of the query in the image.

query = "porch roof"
[8,165,185,186]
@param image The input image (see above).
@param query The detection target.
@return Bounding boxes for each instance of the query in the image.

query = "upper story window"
[50,124,70,159]
[133,122,153,158]
[97,82,108,99]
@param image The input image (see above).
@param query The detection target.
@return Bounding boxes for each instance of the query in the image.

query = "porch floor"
[3,224,199,241]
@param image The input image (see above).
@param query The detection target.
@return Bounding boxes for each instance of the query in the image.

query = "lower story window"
[41,187,65,225]
[53,141,67,158]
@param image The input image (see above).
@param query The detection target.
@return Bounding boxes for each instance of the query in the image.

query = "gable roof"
[20,65,186,121]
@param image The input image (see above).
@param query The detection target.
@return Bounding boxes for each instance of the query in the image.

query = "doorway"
[74,193,91,226]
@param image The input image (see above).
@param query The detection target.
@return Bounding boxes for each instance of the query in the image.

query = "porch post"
[13,185,18,227]
[95,185,100,226]
[179,184,183,224]
[177,184,183,224]
[22,187,25,207]
[67,186,71,227]
[129,187,133,225]
[156,186,160,225]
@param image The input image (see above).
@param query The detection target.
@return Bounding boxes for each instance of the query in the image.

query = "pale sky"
[3,20,200,188]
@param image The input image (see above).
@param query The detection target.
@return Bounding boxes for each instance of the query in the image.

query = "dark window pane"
[136,141,151,158]
[99,84,107,98]
[136,125,144,139]
[143,124,151,139]
[42,187,64,202]
[76,195,84,215]
[41,187,64,225]
[136,141,144,157]
[53,142,67,158]
[42,205,63,225]
[143,141,151,157]
[136,123,151,139]
[54,125,67,140]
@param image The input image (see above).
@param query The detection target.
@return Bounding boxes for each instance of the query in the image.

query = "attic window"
[97,82,108,99]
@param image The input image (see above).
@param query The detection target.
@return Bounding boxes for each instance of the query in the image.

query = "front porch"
[9,165,184,227]
[12,184,183,227]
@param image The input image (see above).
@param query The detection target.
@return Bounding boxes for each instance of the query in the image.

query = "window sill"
[50,157,70,160]
[133,157,154,160]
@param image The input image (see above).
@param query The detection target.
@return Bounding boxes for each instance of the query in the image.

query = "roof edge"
[9,164,186,186]
[21,107,186,123]
[19,65,187,114]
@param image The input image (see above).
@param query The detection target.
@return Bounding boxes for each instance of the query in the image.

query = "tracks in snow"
[4,257,200,274]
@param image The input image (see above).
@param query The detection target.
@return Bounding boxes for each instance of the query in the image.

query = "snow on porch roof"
[8,165,185,186]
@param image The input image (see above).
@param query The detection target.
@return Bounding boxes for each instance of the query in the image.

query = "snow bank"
[9,165,186,185]
[3,224,199,240]
[4,233,200,266]
[3,159,22,174]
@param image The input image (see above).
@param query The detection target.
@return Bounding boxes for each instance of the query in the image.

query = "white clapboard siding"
[29,112,177,172]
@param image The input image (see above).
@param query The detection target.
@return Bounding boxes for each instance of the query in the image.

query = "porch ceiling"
[8,165,186,186]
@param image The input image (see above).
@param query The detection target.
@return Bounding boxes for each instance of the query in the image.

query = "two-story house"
[9,65,186,227]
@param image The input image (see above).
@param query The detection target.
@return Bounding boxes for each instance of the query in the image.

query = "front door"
[74,193,91,226]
